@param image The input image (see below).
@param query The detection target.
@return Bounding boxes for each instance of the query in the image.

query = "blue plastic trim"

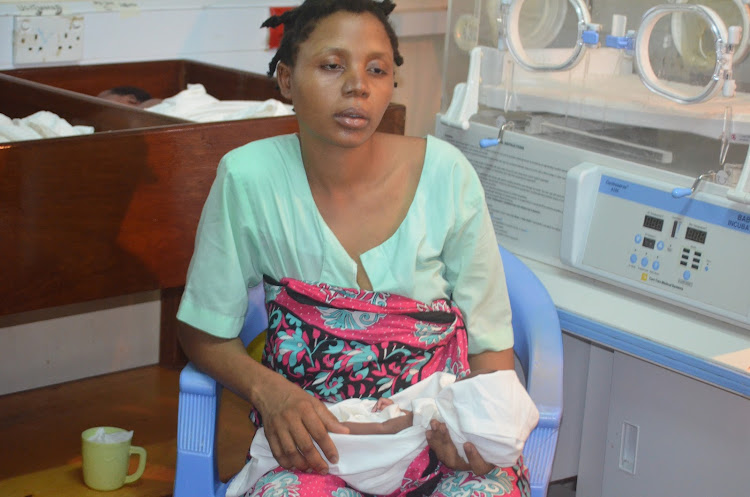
[605,34,633,50]
[559,310,750,397]
[582,30,599,45]
[480,138,501,148]
[671,187,693,198]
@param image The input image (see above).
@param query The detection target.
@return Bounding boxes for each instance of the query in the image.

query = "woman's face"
[277,11,396,149]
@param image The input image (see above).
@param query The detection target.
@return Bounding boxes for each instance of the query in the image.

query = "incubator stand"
[436,0,750,369]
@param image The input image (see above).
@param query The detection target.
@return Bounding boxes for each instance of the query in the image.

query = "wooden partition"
[1,60,406,369]
[3,59,286,102]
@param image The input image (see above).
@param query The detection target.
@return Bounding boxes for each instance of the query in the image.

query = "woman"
[177,1,528,495]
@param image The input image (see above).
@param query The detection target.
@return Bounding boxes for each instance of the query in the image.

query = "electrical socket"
[13,15,84,66]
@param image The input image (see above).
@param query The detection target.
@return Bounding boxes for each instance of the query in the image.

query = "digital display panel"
[643,215,664,232]
[642,237,655,249]
[685,227,707,244]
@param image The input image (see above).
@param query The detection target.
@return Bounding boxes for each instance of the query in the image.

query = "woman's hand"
[426,420,494,475]
[255,372,350,474]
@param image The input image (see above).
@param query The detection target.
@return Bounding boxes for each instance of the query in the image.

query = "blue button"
[652,261,660,270]
[657,241,664,251]
[630,254,637,264]
[635,234,642,244]
[641,257,649,267]
[705,266,709,272]
[683,270,691,281]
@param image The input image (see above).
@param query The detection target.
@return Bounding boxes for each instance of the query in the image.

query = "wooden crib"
[1,60,406,367]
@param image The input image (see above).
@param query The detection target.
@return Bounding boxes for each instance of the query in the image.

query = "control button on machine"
[630,254,638,264]
[652,261,660,270]
[635,234,642,244]
[641,257,649,267]
[683,270,691,281]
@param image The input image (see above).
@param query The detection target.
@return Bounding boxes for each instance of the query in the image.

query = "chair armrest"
[523,421,560,497]
[174,362,224,497]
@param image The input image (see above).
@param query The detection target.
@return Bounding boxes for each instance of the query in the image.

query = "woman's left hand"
[426,419,495,475]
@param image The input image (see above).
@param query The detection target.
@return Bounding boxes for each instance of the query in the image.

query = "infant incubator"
[436,0,750,330]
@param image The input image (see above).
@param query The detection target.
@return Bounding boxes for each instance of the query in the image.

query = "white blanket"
[0,111,94,143]
[145,84,294,122]
[227,371,539,496]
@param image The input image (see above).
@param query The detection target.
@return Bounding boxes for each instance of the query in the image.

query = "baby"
[338,368,498,436]
[227,370,539,496]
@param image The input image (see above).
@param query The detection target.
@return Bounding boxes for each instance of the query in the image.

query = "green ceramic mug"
[81,427,147,491]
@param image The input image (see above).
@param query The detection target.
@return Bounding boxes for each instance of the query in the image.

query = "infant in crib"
[98,86,162,108]
[227,370,539,496]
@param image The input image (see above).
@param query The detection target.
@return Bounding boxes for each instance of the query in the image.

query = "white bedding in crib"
[146,84,294,122]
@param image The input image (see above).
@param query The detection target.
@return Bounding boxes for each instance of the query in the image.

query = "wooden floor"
[0,365,256,497]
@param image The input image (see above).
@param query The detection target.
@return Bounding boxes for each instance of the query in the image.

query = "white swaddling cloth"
[226,371,539,496]
[145,84,294,122]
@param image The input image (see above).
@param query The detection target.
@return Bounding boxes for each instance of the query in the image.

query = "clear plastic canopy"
[440,0,750,194]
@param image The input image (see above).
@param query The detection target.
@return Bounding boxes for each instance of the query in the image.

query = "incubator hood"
[441,0,750,201]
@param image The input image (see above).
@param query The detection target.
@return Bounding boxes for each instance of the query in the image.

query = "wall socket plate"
[13,15,84,66]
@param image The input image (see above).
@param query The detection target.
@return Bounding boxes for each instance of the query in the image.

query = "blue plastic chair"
[174,245,563,497]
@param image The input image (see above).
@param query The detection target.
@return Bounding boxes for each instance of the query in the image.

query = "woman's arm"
[468,348,515,372]
[178,325,349,474]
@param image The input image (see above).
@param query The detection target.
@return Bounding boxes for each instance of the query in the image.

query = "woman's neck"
[298,133,385,194]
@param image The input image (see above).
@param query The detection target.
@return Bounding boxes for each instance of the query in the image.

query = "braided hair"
[262,0,404,78]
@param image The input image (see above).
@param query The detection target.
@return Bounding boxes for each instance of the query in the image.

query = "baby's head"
[97,86,162,108]
[261,0,404,78]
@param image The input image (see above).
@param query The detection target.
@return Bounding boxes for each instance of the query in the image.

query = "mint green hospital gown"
[177,133,512,354]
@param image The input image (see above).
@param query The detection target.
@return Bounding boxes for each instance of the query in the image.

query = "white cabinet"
[600,353,750,496]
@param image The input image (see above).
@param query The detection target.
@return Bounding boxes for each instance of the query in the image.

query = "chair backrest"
[499,245,564,415]
[239,283,268,347]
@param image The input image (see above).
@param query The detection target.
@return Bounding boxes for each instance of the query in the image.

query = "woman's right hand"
[254,372,350,474]
[176,326,349,475]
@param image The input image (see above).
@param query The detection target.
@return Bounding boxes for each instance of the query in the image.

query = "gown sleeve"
[177,153,262,338]
[441,150,514,355]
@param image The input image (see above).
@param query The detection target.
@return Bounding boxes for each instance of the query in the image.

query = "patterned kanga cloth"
[239,277,530,497]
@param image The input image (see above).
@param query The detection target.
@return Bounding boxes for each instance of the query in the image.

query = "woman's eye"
[368,66,388,75]
[322,63,343,70]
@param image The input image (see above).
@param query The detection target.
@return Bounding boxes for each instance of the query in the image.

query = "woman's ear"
[276,62,293,100]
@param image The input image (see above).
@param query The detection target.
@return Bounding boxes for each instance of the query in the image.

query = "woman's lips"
[334,109,370,129]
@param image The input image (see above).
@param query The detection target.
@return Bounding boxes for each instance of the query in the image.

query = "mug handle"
[124,445,147,484]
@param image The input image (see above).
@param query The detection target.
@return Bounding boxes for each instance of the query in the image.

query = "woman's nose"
[342,69,369,97]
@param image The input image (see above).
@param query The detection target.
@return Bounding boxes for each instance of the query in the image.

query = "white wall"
[0,0,447,395]
[0,0,447,136]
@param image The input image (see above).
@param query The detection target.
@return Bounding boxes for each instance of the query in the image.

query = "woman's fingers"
[464,442,494,476]
[426,420,469,470]
[304,403,350,465]
[267,421,310,471]
[427,421,495,475]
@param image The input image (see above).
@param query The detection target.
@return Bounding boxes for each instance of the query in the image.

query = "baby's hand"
[372,397,394,412]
